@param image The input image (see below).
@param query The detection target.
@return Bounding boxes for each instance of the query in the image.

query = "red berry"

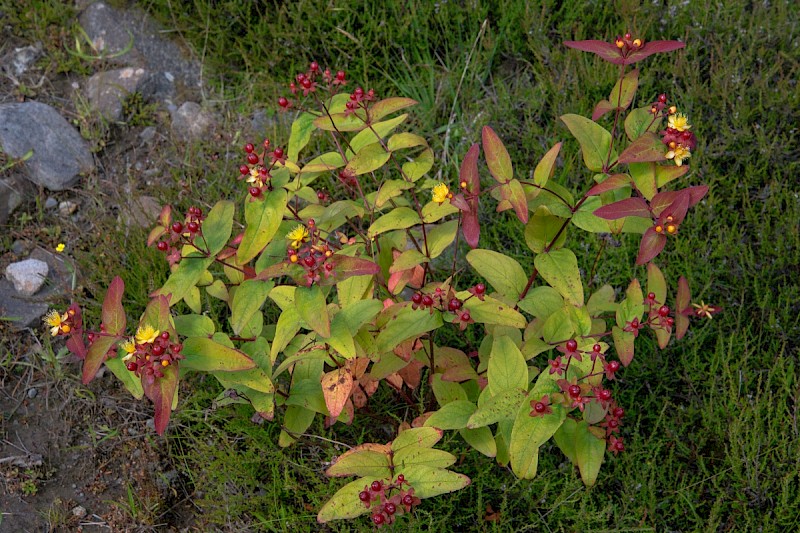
[171,343,182,353]
[278,97,289,108]
[303,255,316,267]
[239,164,249,175]
[658,305,670,317]
[324,263,334,271]
[384,503,396,515]
[474,283,485,295]
[161,331,170,340]
[152,344,164,356]
[187,221,200,233]
[607,418,619,429]
[658,94,668,103]
[247,153,259,165]
[372,514,385,525]
[316,191,325,200]
[370,480,382,492]
[448,298,462,312]
[411,293,422,304]
[249,187,261,197]
[666,317,675,326]
[613,406,625,418]
[157,241,168,251]
[273,147,284,159]
[534,401,546,413]
[598,389,612,401]
[593,344,602,352]
[566,339,578,352]
[647,292,656,300]
[336,70,346,80]
[126,362,138,371]
[244,143,254,154]
[358,490,370,502]
[396,474,404,483]
[624,32,632,40]
[310,61,319,72]
[171,222,183,233]
[608,360,621,372]
[402,494,414,506]
[421,295,433,307]
[301,78,312,89]
[568,385,581,398]
[460,311,471,322]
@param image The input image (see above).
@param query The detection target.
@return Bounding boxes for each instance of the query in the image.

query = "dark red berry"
[474,283,485,295]
[317,191,325,200]
[171,343,182,353]
[249,187,261,197]
[301,78,312,89]
[244,143,255,154]
[239,164,249,175]
[278,97,289,108]
[273,147,284,159]
[533,401,547,413]
[607,418,619,429]
[566,339,578,352]
[247,153,259,165]
[421,295,433,307]
[658,94,668,103]
[303,255,316,267]
[187,221,200,233]
[402,494,414,506]
[460,311,471,322]
[157,241,168,251]
[666,317,675,326]
[126,362,137,371]
[593,344,602,352]
[336,70,346,80]
[624,32,632,40]
[613,407,625,418]
[152,344,164,356]
[160,331,170,340]
[411,293,422,304]
[396,474,404,483]
[608,360,620,372]
[448,298,462,311]
[309,61,319,72]
[324,263,334,271]
[358,490,370,502]
[658,305,670,317]
[370,480,382,492]
[598,389,612,401]
[171,222,183,233]
[384,503,396,515]
[647,292,656,300]
[372,514,385,525]
[568,385,581,398]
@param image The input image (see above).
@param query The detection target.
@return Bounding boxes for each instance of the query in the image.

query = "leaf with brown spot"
[321,366,354,419]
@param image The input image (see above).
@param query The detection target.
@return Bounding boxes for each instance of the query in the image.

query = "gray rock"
[0,101,95,191]
[11,240,27,256]
[58,200,78,216]
[84,67,147,121]
[1,44,43,76]
[44,197,58,210]
[27,388,38,399]
[5,258,49,296]
[0,174,33,225]
[119,194,162,229]
[171,102,214,139]
[78,2,201,95]
[138,126,157,144]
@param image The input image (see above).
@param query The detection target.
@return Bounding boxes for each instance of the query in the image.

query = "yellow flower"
[55,243,65,253]
[286,225,309,249]
[120,338,136,362]
[668,113,691,132]
[44,309,68,336]
[247,167,264,188]
[135,324,159,344]
[665,145,691,166]
[432,183,450,204]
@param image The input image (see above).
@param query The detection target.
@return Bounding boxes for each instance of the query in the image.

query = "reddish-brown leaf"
[460,143,480,191]
[592,99,616,121]
[102,276,126,336]
[321,367,354,419]
[142,363,179,436]
[675,276,692,340]
[564,40,623,64]
[636,227,667,265]
[625,40,685,64]
[482,126,513,183]
[594,197,651,220]
[462,211,480,249]
[586,174,631,196]
[617,132,666,164]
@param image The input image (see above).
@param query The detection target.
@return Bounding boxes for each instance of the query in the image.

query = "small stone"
[27,388,38,399]
[58,200,78,216]
[5,258,49,296]
[0,174,33,225]
[84,67,148,121]
[171,102,214,139]
[139,126,157,144]
[11,240,26,255]
[72,505,87,518]
[45,197,58,209]
[3,44,42,76]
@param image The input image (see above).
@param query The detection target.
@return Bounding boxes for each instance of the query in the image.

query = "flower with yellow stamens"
[665,145,691,166]
[120,338,136,362]
[432,183,450,204]
[668,113,691,132]
[135,324,159,345]
[55,243,65,253]
[247,167,264,188]
[44,309,68,336]
[286,225,309,249]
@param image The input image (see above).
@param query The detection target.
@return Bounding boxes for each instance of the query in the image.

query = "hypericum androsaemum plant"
[49,34,721,526]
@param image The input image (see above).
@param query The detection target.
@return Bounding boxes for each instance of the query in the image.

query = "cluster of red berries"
[343,86,376,116]
[409,285,483,330]
[357,476,420,527]
[337,168,358,190]
[614,32,645,54]
[155,206,205,265]
[549,341,615,377]
[238,139,285,198]
[623,293,674,337]
[286,220,337,287]
[601,404,626,442]
[278,62,348,110]
[124,331,184,385]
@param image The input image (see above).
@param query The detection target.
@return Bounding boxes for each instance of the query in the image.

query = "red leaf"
[102,276,126,336]
[617,132,666,164]
[319,255,381,286]
[675,276,691,340]
[460,143,480,191]
[636,227,667,265]
[66,333,87,360]
[462,211,480,249]
[587,174,631,196]
[459,143,481,248]
[450,193,470,212]
[592,100,616,121]
[142,364,179,436]
[652,190,690,224]
[564,40,624,64]
[482,126,513,183]
[500,179,528,223]
[594,197,651,220]
[82,335,118,384]
[625,40,685,64]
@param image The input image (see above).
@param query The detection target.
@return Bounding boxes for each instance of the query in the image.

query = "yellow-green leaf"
[535,249,584,307]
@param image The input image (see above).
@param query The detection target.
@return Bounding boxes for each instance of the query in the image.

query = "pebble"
[72,505,87,518]
[27,388,38,399]
[44,197,58,210]
[58,200,78,216]
[5,258,49,296]
[11,240,26,255]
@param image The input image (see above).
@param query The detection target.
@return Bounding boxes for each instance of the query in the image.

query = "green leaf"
[300,151,345,174]
[336,299,382,334]
[389,249,428,273]
[295,284,330,338]
[460,427,497,457]
[325,443,392,478]
[587,284,617,316]
[153,253,213,305]
[287,112,316,162]
[387,131,427,151]
[327,316,356,358]
[394,447,456,470]
[140,294,173,334]
[619,133,666,166]
[370,97,418,121]
[181,337,256,372]
[535,249,584,307]
[106,354,144,399]
[403,147,434,181]
[487,336,529,395]
[432,374,468,405]
[313,110,367,132]
[533,143,562,187]
[625,106,662,141]
[174,314,215,337]
[612,325,636,367]
[218,367,274,394]
[102,276,126,336]
[462,294,525,328]
[375,179,413,208]
[426,220,458,259]
[400,465,471,499]
[317,477,378,523]
[542,307,574,344]
[237,188,287,263]
[524,211,568,253]
[392,427,443,452]
[279,405,316,447]
[367,207,420,238]
[348,114,408,155]
[466,249,527,301]
[425,400,476,430]
[345,142,391,175]
[575,421,605,486]
[500,179,529,223]
[560,114,615,172]
[518,286,563,320]
[467,388,526,428]
[230,280,273,336]
[201,200,235,256]
[482,126,513,183]
[421,199,459,223]
[553,416,578,464]
[375,305,442,353]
